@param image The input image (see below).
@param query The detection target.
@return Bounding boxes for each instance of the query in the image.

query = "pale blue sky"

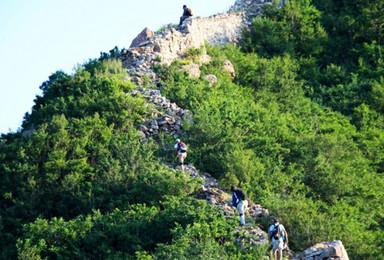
[0,0,235,134]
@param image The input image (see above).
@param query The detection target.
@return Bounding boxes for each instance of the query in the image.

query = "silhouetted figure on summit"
[178,5,193,28]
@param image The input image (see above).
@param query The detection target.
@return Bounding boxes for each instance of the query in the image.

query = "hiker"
[178,5,193,28]
[268,219,288,260]
[231,186,248,226]
[174,138,187,169]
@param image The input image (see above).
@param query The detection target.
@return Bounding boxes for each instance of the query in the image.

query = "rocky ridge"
[130,88,192,140]
[122,0,350,259]
[119,11,245,85]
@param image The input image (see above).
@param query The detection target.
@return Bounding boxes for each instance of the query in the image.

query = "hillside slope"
[1,0,383,259]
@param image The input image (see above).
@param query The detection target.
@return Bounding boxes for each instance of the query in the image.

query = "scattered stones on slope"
[130,88,193,139]
[294,240,350,260]
[175,164,270,246]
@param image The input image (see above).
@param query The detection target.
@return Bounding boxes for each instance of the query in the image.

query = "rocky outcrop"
[119,11,246,85]
[130,88,192,139]
[130,27,153,48]
[294,240,350,260]
[175,164,270,246]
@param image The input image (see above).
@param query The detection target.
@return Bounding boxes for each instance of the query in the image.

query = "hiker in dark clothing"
[179,5,193,27]
[231,186,248,226]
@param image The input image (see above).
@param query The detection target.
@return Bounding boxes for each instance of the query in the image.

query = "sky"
[0,0,235,135]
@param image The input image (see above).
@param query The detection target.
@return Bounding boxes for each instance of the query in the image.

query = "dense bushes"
[1,0,384,258]
[157,35,384,258]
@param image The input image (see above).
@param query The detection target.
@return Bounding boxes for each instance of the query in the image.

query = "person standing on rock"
[178,5,193,28]
[268,219,288,260]
[174,138,187,170]
[231,186,248,226]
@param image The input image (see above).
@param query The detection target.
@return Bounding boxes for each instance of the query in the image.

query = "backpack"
[238,190,246,201]
[178,142,188,152]
[187,7,193,16]
[271,224,281,240]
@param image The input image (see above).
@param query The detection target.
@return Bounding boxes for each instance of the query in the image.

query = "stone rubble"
[294,240,350,260]
[174,164,270,246]
[130,88,193,139]
[119,11,246,85]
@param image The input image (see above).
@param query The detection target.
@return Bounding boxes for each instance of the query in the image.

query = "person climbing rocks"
[174,138,187,170]
[231,186,248,226]
[178,5,193,28]
[268,219,289,260]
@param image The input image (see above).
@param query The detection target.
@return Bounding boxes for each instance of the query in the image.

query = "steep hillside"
[1,0,383,259]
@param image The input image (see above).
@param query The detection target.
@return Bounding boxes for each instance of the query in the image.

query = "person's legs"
[238,200,248,226]
[179,16,187,27]
[237,201,244,225]
[179,152,186,164]
[277,249,283,260]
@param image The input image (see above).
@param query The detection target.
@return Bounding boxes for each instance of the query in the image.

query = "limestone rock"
[130,27,153,48]
[182,63,201,79]
[223,60,236,80]
[294,240,350,260]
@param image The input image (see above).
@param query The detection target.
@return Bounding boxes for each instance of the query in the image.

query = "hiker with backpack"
[268,219,288,260]
[174,138,187,170]
[231,186,248,226]
[178,5,193,28]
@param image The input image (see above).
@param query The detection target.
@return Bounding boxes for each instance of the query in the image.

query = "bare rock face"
[130,27,154,48]
[182,63,201,79]
[223,59,236,80]
[294,240,350,260]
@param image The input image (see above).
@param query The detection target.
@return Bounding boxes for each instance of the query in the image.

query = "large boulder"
[130,27,153,48]
[294,240,349,260]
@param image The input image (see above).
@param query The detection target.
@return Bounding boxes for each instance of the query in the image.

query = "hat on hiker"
[175,138,181,142]
[274,219,279,223]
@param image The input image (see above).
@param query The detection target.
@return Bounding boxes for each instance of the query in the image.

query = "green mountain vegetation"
[1,0,384,259]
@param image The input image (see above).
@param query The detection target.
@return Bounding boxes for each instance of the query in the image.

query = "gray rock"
[130,27,153,48]
[137,124,148,132]
[294,241,350,260]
